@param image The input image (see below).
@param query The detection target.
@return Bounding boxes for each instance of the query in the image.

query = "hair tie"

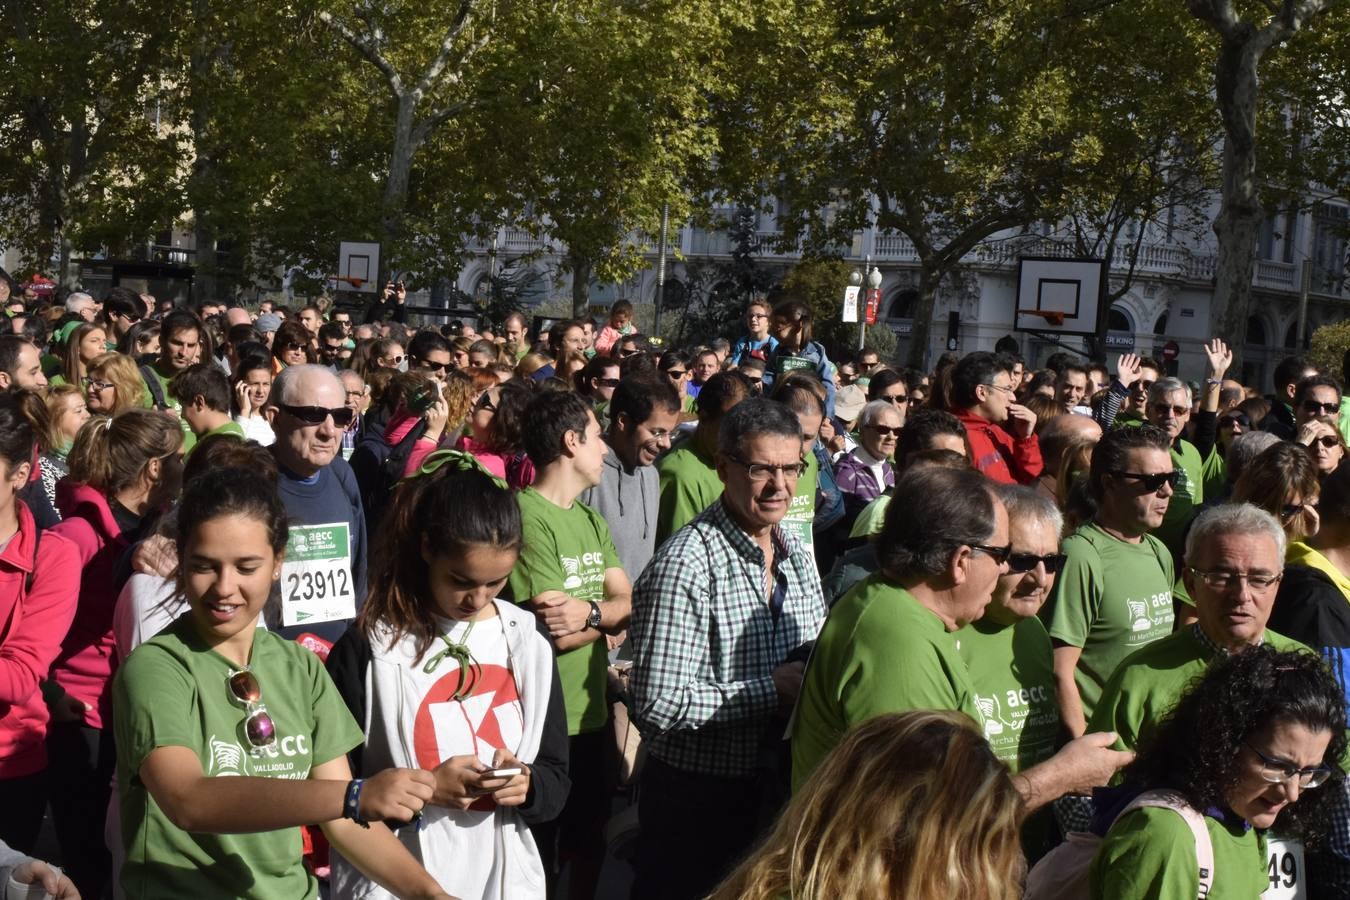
[404,449,508,489]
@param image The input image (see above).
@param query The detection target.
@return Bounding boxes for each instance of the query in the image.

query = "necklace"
[422,620,481,700]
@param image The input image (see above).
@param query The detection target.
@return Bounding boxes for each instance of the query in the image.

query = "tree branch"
[414,0,481,98]
[410,99,474,148]
[317,10,403,96]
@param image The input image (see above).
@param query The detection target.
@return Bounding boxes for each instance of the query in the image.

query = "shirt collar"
[1191,622,1262,658]
[707,498,791,563]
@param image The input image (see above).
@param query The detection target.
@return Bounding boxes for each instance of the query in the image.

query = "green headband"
[404,448,508,490]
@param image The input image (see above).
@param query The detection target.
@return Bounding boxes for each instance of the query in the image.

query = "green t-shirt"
[956,615,1060,773]
[1043,523,1175,724]
[1088,625,1308,756]
[113,616,363,900]
[791,575,980,792]
[1089,805,1268,899]
[655,439,724,543]
[1152,439,1204,558]
[779,449,817,553]
[1201,446,1227,505]
[186,420,245,459]
[509,488,621,735]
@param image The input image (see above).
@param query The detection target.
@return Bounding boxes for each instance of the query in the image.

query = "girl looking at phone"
[327,451,570,900]
[112,467,453,900]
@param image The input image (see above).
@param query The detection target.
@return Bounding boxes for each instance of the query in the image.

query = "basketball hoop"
[1017,309,1067,327]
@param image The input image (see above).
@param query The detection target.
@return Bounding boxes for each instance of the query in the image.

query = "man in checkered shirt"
[628,398,826,900]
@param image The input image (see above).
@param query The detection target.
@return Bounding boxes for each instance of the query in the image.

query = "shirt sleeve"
[510,509,565,601]
[1046,535,1100,648]
[1091,807,1202,899]
[0,532,79,706]
[839,605,962,728]
[113,645,199,777]
[629,542,777,736]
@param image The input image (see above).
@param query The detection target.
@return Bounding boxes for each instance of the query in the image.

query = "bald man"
[1036,413,1103,503]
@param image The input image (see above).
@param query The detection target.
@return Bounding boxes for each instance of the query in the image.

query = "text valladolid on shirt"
[1043,522,1175,723]
[509,488,620,735]
[113,615,363,900]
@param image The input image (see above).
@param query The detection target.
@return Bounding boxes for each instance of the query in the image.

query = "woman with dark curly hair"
[1090,646,1346,898]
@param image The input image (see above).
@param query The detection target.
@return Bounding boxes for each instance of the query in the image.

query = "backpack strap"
[1118,789,1215,899]
[139,364,168,410]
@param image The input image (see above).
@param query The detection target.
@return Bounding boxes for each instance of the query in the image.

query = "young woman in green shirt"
[1091,646,1346,899]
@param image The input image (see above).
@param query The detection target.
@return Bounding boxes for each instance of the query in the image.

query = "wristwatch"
[586,601,603,631]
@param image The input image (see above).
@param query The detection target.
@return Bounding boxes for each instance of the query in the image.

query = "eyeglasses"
[476,394,497,413]
[970,542,1013,564]
[227,669,276,747]
[746,313,768,321]
[345,389,367,400]
[1315,435,1342,449]
[1245,741,1332,789]
[864,424,902,437]
[1110,469,1179,491]
[82,378,114,391]
[1186,567,1283,590]
[1007,552,1067,574]
[1133,379,1156,394]
[1303,401,1340,416]
[596,377,621,387]
[725,454,807,482]
[880,394,908,405]
[1150,403,1190,417]
[278,403,355,428]
[1219,414,1251,429]
[981,382,1016,396]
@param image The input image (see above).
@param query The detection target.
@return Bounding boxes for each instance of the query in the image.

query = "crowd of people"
[2,267,1350,899]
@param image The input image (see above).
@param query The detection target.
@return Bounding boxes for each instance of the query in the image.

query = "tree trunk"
[1207,32,1266,370]
[569,252,592,319]
[906,266,942,370]
[381,94,418,279]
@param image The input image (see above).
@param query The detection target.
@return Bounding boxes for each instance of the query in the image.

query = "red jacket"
[956,409,1043,485]
[0,501,80,777]
[50,481,131,731]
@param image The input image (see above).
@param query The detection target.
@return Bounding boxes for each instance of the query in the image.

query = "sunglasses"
[1218,414,1251,429]
[1133,379,1156,395]
[227,669,276,747]
[1315,435,1342,449]
[382,355,405,365]
[1111,469,1179,491]
[282,341,308,353]
[476,393,498,413]
[278,403,355,428]
[1304,401,1340,416]
[321,343,344,355]
[864,424,902,437]
[1281,501,1317,520]
[1149,403,1190,417]
[417,359,449,373]
[1007,552,1067,574]
[665,369,687,379]
[881,394,908,405]
[597,377,621,387]
[970,542,1012,564]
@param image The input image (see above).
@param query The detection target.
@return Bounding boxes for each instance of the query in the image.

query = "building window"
[1246,316,1268,347]
[1108,306,1133,333]
[888,289,917,320]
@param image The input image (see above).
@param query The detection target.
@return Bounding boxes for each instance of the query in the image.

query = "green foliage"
[779,257,854,359]
[1309,320,1350,381]
[864,324,899,365]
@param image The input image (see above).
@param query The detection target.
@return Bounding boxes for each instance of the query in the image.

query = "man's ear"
[0,372,10,391]
[948,544,972,588]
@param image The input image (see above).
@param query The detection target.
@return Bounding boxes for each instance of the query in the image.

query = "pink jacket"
[50,481,131,731]
[594,324,634,357]
[0,502,80,777]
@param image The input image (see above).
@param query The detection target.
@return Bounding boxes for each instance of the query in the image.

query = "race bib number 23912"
[281,522,356,627]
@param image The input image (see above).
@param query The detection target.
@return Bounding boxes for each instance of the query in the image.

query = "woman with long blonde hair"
[711,711,1025,900]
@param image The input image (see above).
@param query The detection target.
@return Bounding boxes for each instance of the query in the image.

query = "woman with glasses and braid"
[326,451,568,900]
[112,467,453,900]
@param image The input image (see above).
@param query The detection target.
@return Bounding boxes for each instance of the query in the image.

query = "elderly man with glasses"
[265,364,367,644]
[630,399,827,900]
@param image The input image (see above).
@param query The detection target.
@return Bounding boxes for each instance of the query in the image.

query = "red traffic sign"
[1162,340,1180,362]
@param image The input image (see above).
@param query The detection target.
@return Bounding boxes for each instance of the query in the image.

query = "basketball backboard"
[338,241,380,294]
[1013,256,1105,338]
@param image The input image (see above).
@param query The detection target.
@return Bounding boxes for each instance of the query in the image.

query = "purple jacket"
[833,448,894,520]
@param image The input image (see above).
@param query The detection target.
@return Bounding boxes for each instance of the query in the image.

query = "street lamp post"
[851,260,882,352]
